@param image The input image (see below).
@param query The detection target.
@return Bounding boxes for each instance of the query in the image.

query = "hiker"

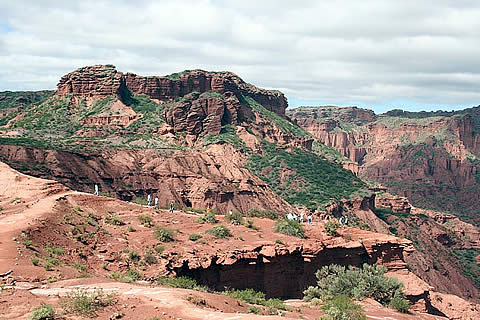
[154,196,159,209]
[286,212,292,220]
[206,206,212,214]
[344,216,348,225]
[228,209,233,216]
[292,213,298,221]
[147,194,152,207]
[339,216,344,225]
[169,201,174,213]
[94,184,99,196]
[300,212,304,223]
[308,214,312,225]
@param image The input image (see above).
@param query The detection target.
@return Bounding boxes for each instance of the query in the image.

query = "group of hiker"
[93,184,347,226]
[286,212,313,225]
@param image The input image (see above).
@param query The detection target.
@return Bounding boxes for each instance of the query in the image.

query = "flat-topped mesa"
[56,65,123,97]
[56,65,288,117]
[287,106,377,126]
[125,69,287,116]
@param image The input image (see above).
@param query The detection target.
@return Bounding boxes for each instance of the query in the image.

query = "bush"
[60,288,116,317]
[154,245,165,254]
[154,226,175,242]
[104,214,125,226]
[144,250,157,265]
[225,211,244,225]
[127,225,136,232]
[189,233,202,241]
[225,288,266,305]
[275,239,285,245]
[304,264,404,306]
[72,263,87,273]
[31,257,40,266]
[138,215,153,228]
[245,219,260,230]
[324,221,340,237]
[128,250,140,262]
[206,225,232,238]
[127,269,142,281]
[224,289,290,315]
[246,208,281,220]
[196,211,218,224]
[273,219,305,238]
[30,303,55,320]
[247,306,263,314]
[321,295,366,320]
[389,294,410,313]
[157,276,206,291]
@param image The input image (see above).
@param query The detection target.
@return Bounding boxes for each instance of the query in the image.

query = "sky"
[1,0,480,113]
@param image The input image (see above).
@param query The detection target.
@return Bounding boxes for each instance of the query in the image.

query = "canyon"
[1,65,479,319]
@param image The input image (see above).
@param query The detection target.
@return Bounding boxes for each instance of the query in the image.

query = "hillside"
[3,160,478,319]
[288,106,480,226]
[1,65,480,318]
[0,65,366,216]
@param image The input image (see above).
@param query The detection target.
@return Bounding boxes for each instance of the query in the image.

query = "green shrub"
[154,245,165,254]
[127,269,142,281]
[189,233,202,241]
[321,295,366,320]
[304,264,404,306]
[275,239,285,245]
[45,244,65,256]
[30,303,55,320]
[72,263,87,273]
[154,226,175,242]
[144,250,157,265]
[245,219,260,230]
[23,240,33,248]
[31,257,40,266]
[224,289,290,314]
[246,208,281,220]
[104,214,125,226]
[324,221,340,237]
[60,288,116,317]
[138,215,153,227]
[225,211,244,225]
[128,250,140,262]
[196,211,218,224]
[206,225,232,238]
[273,219,305,238]
[157,276,206,291]
[127,225,136,232]
[43,263,53,271]
[247,306,262,314]
[389,294,410,313]
[225,288,266,305]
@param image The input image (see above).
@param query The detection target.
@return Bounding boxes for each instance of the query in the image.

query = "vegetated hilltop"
[288,105,480,226]
[0,65,366,216]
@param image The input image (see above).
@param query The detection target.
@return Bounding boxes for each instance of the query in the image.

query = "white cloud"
[1,0,480,112]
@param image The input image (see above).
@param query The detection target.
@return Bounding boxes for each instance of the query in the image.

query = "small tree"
[304,264,404,306]
[324,221,340,237]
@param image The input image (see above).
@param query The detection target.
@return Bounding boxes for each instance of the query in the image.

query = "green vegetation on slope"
[240,95,310,138]
[202,124,249,152]
[246,142,370,210]
[452,249,480,289]
[0,90,53,110]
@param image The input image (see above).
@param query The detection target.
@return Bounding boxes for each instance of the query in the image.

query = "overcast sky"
[1,0,480,113]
